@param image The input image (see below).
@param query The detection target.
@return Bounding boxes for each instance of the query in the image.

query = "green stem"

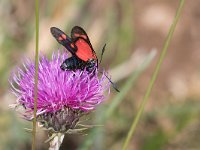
[32,0,39,149]
[122,0,185,149]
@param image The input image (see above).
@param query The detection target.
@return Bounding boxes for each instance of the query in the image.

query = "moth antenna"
[99,44,106,65]
[100,71,120,92]
[104,73,120,92]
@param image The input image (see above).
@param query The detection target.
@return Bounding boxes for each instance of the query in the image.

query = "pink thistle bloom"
[10,51,110,132]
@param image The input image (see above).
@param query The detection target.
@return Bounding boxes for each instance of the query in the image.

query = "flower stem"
[32,0,39,149]
[122,0,185,149]
[49,133,65,150]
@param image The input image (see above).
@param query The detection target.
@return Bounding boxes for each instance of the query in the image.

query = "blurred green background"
[0,0,200,150]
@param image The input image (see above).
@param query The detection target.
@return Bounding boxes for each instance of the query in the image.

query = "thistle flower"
[10,51,110,133]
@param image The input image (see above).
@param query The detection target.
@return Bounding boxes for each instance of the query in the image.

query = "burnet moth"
[50,26,119,92]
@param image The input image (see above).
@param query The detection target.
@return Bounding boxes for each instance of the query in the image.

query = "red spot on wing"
[74,33,87,40]
[75,39,96,62]
[58,37,63,41]
[58,34,67,41]
[61,34,67,40]
[70,43,75,48]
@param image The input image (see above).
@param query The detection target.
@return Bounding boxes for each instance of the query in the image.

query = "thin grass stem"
[122,0,185,149]
[32,0,39,149]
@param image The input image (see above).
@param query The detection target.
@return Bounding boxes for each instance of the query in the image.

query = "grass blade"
[32,0,39,149]
[122,1,185,149]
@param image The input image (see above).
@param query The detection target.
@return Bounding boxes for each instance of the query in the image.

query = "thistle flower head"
[10,51,110,132]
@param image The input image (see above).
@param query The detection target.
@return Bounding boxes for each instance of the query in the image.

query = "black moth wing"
[70,26,98,67]
[50,27,77,55]
[71,26,96,53]
[71,26,89,41]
